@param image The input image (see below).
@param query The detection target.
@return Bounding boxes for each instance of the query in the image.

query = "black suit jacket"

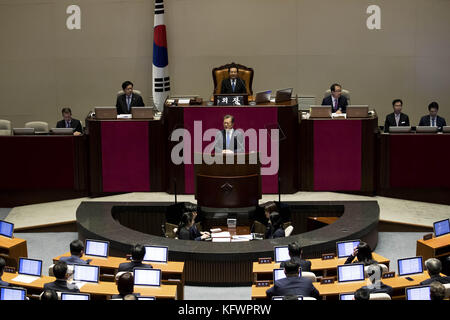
[0,278,10,287]
[420,275,450,285]
[322,95,348,113]
[266,276,320,299]
[280,257,312,273]
[384,112,410,132]
[43,279,80,293]
[362,282,394,296]
[220,78,247,94]
[418,115,447,129]
[56,118,82,133]
[118,260,153,272]
[116,93,145,114]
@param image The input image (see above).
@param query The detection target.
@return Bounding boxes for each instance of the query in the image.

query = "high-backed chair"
[369,293,391,300]
[117,89,142,96]
[212,62,254,95]
[364,263,388,277]
[301,271,317,282]
[284,225,294,237]
[0,119,12,136]
[323,89,351,105]
[444,283,450,299]
[25,121,49,133]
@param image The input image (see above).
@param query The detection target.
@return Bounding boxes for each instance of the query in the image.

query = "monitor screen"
[274,246,290,263]
[398,257,423,276]
[85,239,109,258]
[61,293,90,300]
[273,268,302,282]
[73,264,99,283]
[143,246,168,263]
[406,286,430,300]
[339,293,355,300]
[0,287,26,300]
[0,220,14,238]
[18,258,42,277]
[337,264,365,282]
[272,296,303,300]
[137,296,156,300]
[433,219,450,237]
[134,268,161,287]
[336,240,360,258]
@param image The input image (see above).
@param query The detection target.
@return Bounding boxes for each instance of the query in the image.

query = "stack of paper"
[211,231,231,238]
[212,238,231,243]
[12,275,40,284]
[117,114,132,119]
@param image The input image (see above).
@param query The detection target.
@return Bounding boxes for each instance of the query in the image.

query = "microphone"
[278,176,281,203]
[173,178,177,204]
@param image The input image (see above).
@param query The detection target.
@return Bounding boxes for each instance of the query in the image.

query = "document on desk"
[212,237,231,242]
[211,231,231,238]
[12,275,40,283]
[332,113,346,119]
[72,282,88,290]
[178,99,191,104]
[232,234,253,241]
[117,114,132,119]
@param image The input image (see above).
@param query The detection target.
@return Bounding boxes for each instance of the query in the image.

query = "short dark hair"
[330,83,341,92]
[61,107,72,115]
[70,240,84,255]
[392,99,403,106]
[288,242,302,258]
[228,64,239,73]
[0,257,5,274]
[53,261,68,279]
[430,281,445,301]
[122,81,134,90]
[223,114,235,123]
[40,289,59,300]
[264,202,278,214]
[183,203,198,214]
[355,242,374,265]
[354,287,370,300]
[177,211,195,235]
[283,261,300,275]
[131,244,146,261]
[117,272,134,295]
[428,101,439,111]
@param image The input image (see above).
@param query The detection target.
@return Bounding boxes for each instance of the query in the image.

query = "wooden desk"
[416,234,450,261]
[2,272,177,300]
[0,236,28,267]
[53,252,185,300]
[252,252,390,282]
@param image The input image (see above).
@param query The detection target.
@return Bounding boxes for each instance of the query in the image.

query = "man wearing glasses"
[322,83,348,114]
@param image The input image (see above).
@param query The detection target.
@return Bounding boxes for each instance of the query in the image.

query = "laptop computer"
[389,126,411,133]
[133,268,161,287]
[397,256,423,276]
[254,90,272,104]
[433,218,450,237]
[337,264,365,283]
[346,105,369,118]
[131,107,154,119]
[274,246,290,263]
[60,292,90,300]
[272,295,303,300]
[0,220,14,238]
[405,285,430,300]
[94,107,117,119]
[73,264,100,283]
[0,286,26,300]
[415,126,438,133]
[339,293,355,300]
[13,128,35,135]
[442,126,450,133]
[273,268,302,281]
[50,128,74,135]
[309,106,332,118]
[275,88,293,103]
[336,240,360,259]
[18,258,42,277]
[84,239,109,258]
[143,245,168,264]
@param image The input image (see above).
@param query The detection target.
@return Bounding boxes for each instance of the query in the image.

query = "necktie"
[127,96,131,112]
[334,98,338,111]
[432,118,436,126]
[232,80,236,93]
[66,121,70,128]
[226,132,231,148]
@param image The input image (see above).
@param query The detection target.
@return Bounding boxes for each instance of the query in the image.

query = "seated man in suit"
[116,80,145,114]
[220,65,247,94]
[118,244,153,272]
[322,83,348,114]
[384,99,410,132]
[60,240,90,265]
[430,281,446,301]
[360,264,393,296]
[420,258,450,285]
[43,261,80,293]
[419,101,447,130]
[214,115,244,154]
[280,242,312,272]
[56,107,83,136]
[0,257,10,287]
[40,290,59,300]
[354,287,370,300]
[112,272,139,299]
[266,261,320,299]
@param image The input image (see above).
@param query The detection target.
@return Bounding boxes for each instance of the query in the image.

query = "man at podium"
[214,115,244,153]
[220,65,247,94]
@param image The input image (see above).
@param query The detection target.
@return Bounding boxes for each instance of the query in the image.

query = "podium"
[194,153,261,208]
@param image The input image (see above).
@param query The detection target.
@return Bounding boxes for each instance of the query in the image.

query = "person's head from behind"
[429,281,445,301]
[40,289,59,300]
[269,211,282,230]
[355,242,373,263]
[53,261,69,280]
[122,81,134,96]
[425,258,442,277]
[288,241,303,259]
[283,261,300,278]
[354,287,370,301]
[392,99,403,114]
[428,101,439,118]
[228,65,239,80]
[330,83,342,99]
[184,203,198,219]
[131,244,146,262]
[223,114,235,130]
[123,294,137,300]
[264,202,278,219]
[0,257,5,277]
[70,239,84,257]
[61,107,72,122]
[117,272,134,296]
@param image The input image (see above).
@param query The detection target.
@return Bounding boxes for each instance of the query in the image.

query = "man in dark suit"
[60,240,90,265]
[384,99,410,132]
[360,264,393,296]
[0,257,10,287]
[214,115,244,153]
[280,242,312,272]
[220,65,247,94]
[118,244,153,272]
[116,80,145,114]
[56,107,83,135]
[43,261,80,293]
[420,258,450,285]
[418,101,447,131]
[322,83,348,114]
[111,272,140,299]
[266,262,320,299]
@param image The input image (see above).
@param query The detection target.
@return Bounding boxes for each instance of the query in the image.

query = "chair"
[251,220,267,235]
[444,283,450,299]
[0,254,17,270]
[323,88,351,105]
[117,89,142,96]
[212,62,254,95]
[301,271,317,282]
[25,121,49,133]
[284,225,294,237]
[164,222,178,239]
[369,293,391,300]
[364,263,388,277]
[0,119,12,136]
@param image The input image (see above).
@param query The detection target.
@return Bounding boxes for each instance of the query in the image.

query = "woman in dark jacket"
[265,211,285,239]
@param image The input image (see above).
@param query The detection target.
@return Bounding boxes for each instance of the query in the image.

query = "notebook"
[337,264,365,283]
[274,246,290,263]
[0,220,14,238]
[398,257,423,276]
[336,240,360,258]
[85,239,109,258]
[133,268,161,287]
[143,245,168,264]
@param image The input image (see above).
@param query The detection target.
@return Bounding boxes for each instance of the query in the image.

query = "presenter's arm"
[137,95,145,106]
[116,96,122,115]
[418,116,425,127]
[384,117,390,133]
[405,115,410,126]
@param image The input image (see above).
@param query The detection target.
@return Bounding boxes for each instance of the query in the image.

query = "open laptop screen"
[339,293,355,300]
[433,219,450,237]
[337,264,365,282]
[398,257,423,276]
[134,268,161,287]
[274,246,290,263]
[73,264,99,283]
[272,296,303,300]
[138,296,156,300]
[85,239,109,258]
[273,268,302,282]
[405,286,430,300]
[143,245,168,263]
[18,258,42,277]
[0,287,26,300]
[61,293,90,300]
[336,240,360,258]
[0,220,14,238]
